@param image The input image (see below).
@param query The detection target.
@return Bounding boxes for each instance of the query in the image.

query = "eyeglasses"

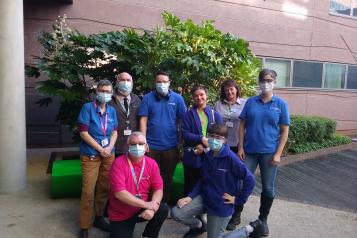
[259,77,275,83]
[207,133,225,140]
[97,89,113,94]
[129,143,146,146]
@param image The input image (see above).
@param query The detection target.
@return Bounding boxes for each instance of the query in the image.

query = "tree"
[26,12,261,138]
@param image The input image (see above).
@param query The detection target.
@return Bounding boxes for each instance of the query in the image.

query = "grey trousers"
[171,195,233,238]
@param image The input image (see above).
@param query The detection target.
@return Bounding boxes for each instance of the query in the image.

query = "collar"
[223,97,242,105]
[93,100,108,115]
[257,94,276,103]
[207,144,229,159]
[115,93,131,102]
[155,90,171,101]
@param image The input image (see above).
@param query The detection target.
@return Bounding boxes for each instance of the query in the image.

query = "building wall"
[24,0,357,146]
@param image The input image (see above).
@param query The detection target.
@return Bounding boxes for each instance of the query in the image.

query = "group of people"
[77,69,290,238]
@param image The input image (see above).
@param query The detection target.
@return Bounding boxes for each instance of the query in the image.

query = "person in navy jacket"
[172,124,256,238]
[181,84,223,196]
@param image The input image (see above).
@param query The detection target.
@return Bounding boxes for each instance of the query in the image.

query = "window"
[330,0,357,18]
[324,63,346,89]
[264,59,291,87]
[292,61,323,88]
[347,65,357,89]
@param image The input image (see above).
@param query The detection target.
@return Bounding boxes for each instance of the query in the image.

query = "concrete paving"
[0,150,357,238]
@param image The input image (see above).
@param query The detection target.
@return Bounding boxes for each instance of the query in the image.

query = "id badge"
[225,121,234,128]
[101,138,109,147]
[124,129,132,136]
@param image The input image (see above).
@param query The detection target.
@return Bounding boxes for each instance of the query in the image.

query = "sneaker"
[248,219,264,238]
[183,226,206,238]
[93,216,110,232]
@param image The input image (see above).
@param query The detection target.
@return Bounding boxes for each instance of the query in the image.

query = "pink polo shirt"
[108,154,163,221]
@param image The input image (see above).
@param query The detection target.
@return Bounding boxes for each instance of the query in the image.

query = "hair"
[127,131,147,144]
[97,79,113,90]
[155,70,169,79]
[220,79,242,102]
[116,72,132,81]
[190,84,208,95]
[258,68,277,82]
[207,124,228,138]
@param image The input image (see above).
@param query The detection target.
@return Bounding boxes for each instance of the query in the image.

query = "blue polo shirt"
[239,95,290,153]
[78,101,118,156]
[138,90,187,150]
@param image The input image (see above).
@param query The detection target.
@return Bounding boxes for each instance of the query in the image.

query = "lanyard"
[127,156,146,195]
[94,100,108,136]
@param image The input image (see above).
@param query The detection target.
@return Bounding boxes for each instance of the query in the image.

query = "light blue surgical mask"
[116,81,133,95]
[128,144,146,157]
[96,92,112,104]
[208,138,224,151]
[156,83,169,95]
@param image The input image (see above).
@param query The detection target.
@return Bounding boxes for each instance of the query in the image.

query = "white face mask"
[156,83,170,95]
[259,82,275,93]
[116,81,133,95]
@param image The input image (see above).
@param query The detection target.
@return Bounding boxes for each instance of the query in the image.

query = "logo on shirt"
[108,118,115,122]
[168,102,176,106]
[217,168,227,172]
[270,107,281,113]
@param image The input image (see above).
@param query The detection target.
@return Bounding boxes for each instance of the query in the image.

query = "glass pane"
[330,0,352,16]
[347,65,357,89]
[292,61,323,88]
[264,59,291,87]
[324,64,345,89]
[352,0,357,16]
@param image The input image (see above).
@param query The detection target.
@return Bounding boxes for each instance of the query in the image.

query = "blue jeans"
[171,195,231,238]
[245,153,277,198]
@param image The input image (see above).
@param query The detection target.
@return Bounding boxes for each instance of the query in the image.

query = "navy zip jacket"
[188,144,256,217]
[181,105,223,168]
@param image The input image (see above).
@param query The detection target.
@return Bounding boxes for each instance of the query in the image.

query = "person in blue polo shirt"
[77,79,118,238]
[138,70,187,203]
[238,68,290,237]
[171,124,256,238]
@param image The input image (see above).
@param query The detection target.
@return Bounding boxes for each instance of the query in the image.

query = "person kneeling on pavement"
[108,131,169,238]
[171,124,256,238]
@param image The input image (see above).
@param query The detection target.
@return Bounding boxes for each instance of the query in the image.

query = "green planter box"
[171,162,185,203]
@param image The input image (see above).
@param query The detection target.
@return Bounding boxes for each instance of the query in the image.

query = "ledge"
[279,143,353,167]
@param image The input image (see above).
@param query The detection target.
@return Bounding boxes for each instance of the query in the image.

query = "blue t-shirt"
[239,95,290,153]
[78,101,118,156]
[138,91,187,150]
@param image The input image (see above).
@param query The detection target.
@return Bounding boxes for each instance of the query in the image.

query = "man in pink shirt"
[108,131,168,238]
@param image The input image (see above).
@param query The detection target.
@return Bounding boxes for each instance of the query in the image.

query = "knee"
[170,206,185,222]
[156,203,169,219]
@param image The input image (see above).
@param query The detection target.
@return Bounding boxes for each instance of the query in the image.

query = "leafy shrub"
[287,115,351,154]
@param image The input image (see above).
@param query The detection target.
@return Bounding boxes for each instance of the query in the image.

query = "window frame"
[329,0,357,20]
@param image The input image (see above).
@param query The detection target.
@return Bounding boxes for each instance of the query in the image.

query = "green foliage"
[288,134,352,154]
[26,13,260,134]
[287,115,351,154]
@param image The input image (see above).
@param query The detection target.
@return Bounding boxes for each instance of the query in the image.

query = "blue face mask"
[128,144,146,157]
[96,92,112,104]
[208,138,224,152]
[116,81,133,95]
[156,83,169,95]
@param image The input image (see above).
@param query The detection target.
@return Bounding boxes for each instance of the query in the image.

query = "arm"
[234,160,256,205]
[238,120,246,160]
[103,130,118,156]
[114,190,159,211]
[139,116,148,136]
[181,111,204,145]
[151,189,163,205]
[271,125,289,165]
[79,131,105,155]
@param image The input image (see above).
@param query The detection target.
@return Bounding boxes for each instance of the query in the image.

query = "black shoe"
[93,216,110,232]
[183,226,206,238]
[261,220,269,237]
[79,229,88,238]
[248,219,264,238]
[226,212,241,231]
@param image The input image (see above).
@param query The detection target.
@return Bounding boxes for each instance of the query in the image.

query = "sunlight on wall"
[282,2,308,20]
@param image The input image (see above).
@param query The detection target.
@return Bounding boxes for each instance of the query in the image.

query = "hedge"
[286,115,352,154]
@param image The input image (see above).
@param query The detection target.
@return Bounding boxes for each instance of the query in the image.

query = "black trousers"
[184,166,201,196]
[110,203,169,238]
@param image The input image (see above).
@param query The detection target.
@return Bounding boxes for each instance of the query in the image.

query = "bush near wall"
[287,115,352,154]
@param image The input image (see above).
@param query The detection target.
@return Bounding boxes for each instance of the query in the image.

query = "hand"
[177,197,192,208]
[270,154,281,166]
[145,200,160,212]
[103,146,113,157]
[194,144,204,155]
[222,193,235,204]
[202,137,209,147]
[238,147,245,161]
[98,147,110,158]
[139,209,155,220]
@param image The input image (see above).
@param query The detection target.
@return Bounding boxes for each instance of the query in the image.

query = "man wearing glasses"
[138,70,187,203]
[108,131,168,238]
